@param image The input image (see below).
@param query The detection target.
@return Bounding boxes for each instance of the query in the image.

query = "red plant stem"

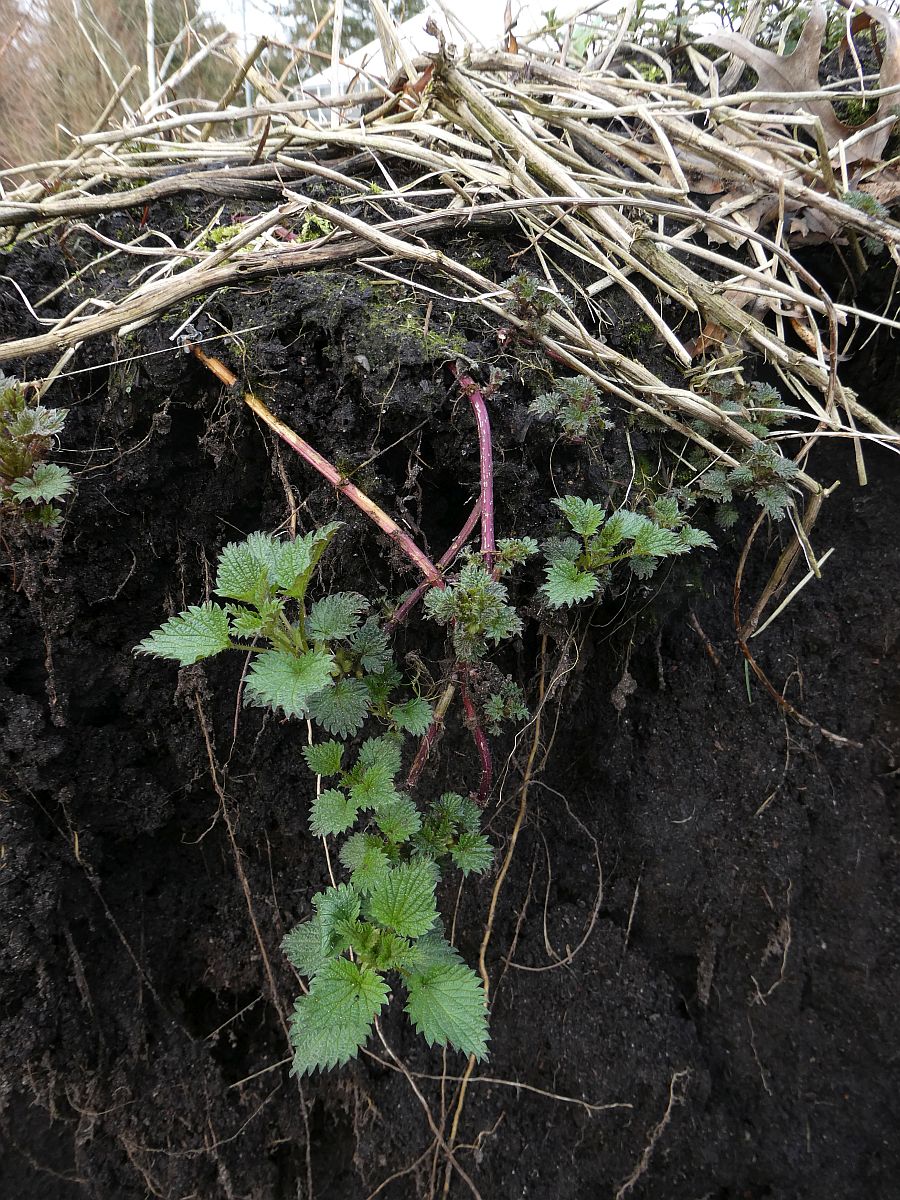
[386,497,482,631]
[448,364,496,571]
[406,681,456,790]
[457,670,492,807]
[190,345,442,585]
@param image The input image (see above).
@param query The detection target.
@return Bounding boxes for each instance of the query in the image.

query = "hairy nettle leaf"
[339,833,391,894]
[368,858,439,938]
[136,602,232,666]
[310,788,358,837]
[215,538,273,603]
[390,697,434,736]
[553,495,605,537]
[542,560,599,608]
[289,959,390,1075]
[308,677,371,736]
[307,592,368,642]
[405,962,489,1060]
[244,648,335,718]
[10,461,74,505]
[303,740,345,777]
[282,915,334,977]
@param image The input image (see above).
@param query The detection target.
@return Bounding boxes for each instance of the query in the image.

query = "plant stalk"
[457,669,492,807]
[449,364,496,570]
[405,681,456,790]
[190,345,441,585]
[386,497,482,631]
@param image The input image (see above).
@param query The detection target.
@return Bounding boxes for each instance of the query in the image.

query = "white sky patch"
[201,0,294,41]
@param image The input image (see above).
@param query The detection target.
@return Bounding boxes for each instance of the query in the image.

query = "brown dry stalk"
[190,345,441,583]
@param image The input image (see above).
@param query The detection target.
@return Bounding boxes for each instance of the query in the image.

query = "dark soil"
[0,216,897,1200]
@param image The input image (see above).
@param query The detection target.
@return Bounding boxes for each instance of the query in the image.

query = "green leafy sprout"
[0,372,74,527]
[541,494,715,607]
[530,375,610,440]
[136,529,491,1074]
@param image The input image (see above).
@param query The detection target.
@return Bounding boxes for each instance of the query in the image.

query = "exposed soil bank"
[0,234,897,1200]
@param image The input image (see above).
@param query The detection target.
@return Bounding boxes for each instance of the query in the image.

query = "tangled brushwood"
[2,0,899,1081]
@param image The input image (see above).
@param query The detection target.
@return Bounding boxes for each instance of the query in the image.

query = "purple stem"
[458,670,492,807]
[449,365,496,571]
[386,497,482,631]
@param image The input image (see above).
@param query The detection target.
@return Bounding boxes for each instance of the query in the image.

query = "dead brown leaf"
[705,0,900,164]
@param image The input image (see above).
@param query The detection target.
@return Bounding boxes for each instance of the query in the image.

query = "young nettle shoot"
[136,527,426,736]
[0,372,74,528]
[482,677,530,734]
[530,376,610,440]
[423,535,538,662]
[284,740,491,1072]
[136,528,491,1074]
[541,495,715,607]
[696,441,801,524]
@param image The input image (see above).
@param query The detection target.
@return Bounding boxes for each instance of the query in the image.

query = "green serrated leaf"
[405,962,489,1060]
[423,587,456,624]
[373,795,422,844]
[228,607,265,638]
[753,484,792,520]
[348,619,392,672]
[450,832,494,876]
[307,593,368,643]
[349,762,398,810]
[244,532,282,579]
[495,537,539,573]
[678,525,716,550]
[10,462,73,504]
[136,602,232,666]
[629,555,659,580]
[618,510,653,540]
[390,697,433,736]
[308,677,370,736]
[364,664,403,709]
[289,959,389,1075]
[274,538,313,594]
[649,497,681,529]
[313,883,362,942]
[368,858,438,937]
[7,405,67,438]
[541,560,599,609]
[631,523,685,558]
[432,792,481,834]
[553,495,606,537]
[310,788,359,837]
[303,740,345,777]
[339,833,391,894]
[358,735,403,778]
[215,539,271,603]
[282,915,334,976]
[371,930,414,971]
[541,536,582,566]
[244,648,334,717]
[402,928,464,972]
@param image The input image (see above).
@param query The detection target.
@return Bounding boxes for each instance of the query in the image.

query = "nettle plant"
[689,377,802,526]
[0,372,74,527]
[137,527,492,1072]
[136,347,720,1077]
[529,376,610,441]
[540,495,715,605]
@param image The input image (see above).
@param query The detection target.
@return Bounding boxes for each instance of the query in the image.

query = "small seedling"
[696,441,800,523]
[136,528,491,1074]
[541,494,715,605]
[530,376,610,440]
[0,372,73,527]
